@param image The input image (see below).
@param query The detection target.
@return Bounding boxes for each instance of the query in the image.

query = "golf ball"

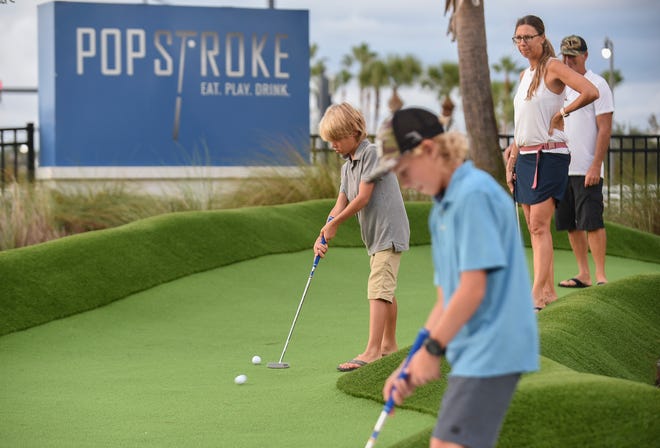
[234,374,247,385]
[252,355,262,365]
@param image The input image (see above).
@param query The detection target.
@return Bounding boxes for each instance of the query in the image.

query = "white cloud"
[1,0,658,132]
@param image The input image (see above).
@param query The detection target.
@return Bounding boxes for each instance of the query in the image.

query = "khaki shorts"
[368,249,402,302]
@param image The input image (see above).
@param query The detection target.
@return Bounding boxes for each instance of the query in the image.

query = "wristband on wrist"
[560,107,570,118]
[423,337,446,357]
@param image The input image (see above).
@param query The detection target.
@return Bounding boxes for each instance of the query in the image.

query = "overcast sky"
[1,0,659,134]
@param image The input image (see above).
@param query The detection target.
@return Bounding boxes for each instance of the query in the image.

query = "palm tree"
[492,56,522,98]
[490,80,509,134]
[422,61,460,129]
[358,65,373,128]
[333,54,354,103]
[600,69,624,90]
[309,43,326,77]
[386,54,423,114]
[444,0,505,184]
[363,59,390,132]
[492,56,523,133]
[333,69,352,103]
[310,43,329,130]
[350,43,377,112]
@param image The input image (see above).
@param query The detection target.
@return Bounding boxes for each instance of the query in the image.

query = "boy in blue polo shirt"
[369,108,539,448]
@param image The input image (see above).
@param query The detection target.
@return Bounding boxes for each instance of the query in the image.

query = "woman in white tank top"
[504,15,598,311]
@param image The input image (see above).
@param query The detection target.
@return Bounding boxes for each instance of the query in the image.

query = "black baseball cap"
[367,107,444,182]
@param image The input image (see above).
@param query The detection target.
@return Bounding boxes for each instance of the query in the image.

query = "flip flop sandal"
[558,277,591,288]
[337,359,368,372]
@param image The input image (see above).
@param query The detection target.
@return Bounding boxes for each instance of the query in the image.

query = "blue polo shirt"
[430,161,539,377]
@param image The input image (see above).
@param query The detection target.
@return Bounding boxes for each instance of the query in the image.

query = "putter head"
[267,362,290,369]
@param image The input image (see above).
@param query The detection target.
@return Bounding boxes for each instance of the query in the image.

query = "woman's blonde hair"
[318,102,367,142]
[516,15,556,100]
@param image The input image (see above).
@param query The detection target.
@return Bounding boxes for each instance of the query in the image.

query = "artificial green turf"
[1,200,659,447]
[2,200,659,338]
[1,200,443,337]
[0,248,440,448]
[389,357,660,448]
[516,210,660,264]
[538,273,660,384]
[2,246,657,447]
[338,273,660,447]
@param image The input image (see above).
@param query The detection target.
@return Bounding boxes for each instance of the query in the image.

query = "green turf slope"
[337,273,660,447]
[0,200,437,337]
[1,199,659,447]
[2,200,658,338]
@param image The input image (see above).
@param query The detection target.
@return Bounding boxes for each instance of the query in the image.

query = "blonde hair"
[515,15,556,100]
[415,131,468,166]
[318,102,367,142]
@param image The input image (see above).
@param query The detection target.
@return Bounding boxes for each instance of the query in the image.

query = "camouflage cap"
[560,35,588,56]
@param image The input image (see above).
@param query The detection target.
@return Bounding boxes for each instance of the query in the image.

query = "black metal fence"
[310,133,660,210]
[3,127,658,211]
[0,123,36,191]
[498,134,659,210]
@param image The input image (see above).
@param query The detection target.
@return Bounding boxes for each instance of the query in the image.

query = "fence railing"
[0,123,36,191]
[498,134,659,210]
[312,133,659,210]
[4,128,658,211]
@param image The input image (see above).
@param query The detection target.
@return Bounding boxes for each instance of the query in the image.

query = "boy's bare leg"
[380,297,398,356]
[337,299,389,369]
[431,439,463,448]
[362,299,388,361]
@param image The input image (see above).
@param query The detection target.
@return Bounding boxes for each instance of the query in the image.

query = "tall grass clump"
[220,143,429,208]
[219,145,343,208]
[605,186,659,234]
[0,182,198,251]
[50,183,183,234]
[0,182,62,251]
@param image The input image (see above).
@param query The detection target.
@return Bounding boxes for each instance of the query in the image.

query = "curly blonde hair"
[426,131,469,166]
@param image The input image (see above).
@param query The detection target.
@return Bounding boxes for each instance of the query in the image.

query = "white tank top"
[514,63,568,154]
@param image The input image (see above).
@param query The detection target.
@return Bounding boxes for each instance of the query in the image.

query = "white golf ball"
[251,355,262,365]
[234,374,247,385]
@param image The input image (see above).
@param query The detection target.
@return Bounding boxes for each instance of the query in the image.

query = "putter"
[364,328,430,448]
[268,220,332,369]
[514,200,521,239]
[513,177,521,239]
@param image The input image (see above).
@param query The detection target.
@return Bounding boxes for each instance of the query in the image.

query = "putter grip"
[313,216,334,267]
[384,328,430,413]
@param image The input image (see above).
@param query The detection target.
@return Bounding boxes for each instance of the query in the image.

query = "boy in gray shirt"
[314,102,410,372]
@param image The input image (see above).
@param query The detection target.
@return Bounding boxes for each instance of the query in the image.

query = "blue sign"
[38,2,309,167]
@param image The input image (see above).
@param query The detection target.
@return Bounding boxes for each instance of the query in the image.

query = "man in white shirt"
[555,35,614,288]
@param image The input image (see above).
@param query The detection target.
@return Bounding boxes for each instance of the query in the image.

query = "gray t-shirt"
[339,139,410,256]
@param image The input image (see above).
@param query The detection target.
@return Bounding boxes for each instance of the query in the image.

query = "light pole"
[601,37,615,194]
[601,37,614,90]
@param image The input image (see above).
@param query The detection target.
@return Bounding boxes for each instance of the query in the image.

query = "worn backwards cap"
[366,107,444,182]
[560,35,588,56]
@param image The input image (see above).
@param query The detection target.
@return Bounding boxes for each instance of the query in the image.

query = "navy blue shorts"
[514,152,570,205]
[555,176,605,231]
